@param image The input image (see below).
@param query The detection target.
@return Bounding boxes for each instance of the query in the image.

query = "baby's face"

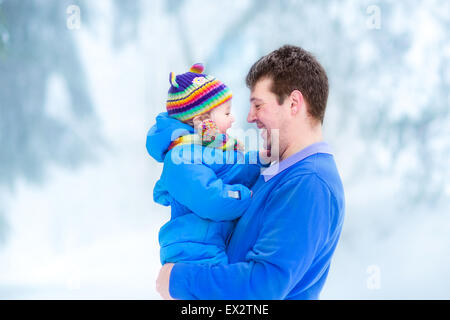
[210,101,235,134]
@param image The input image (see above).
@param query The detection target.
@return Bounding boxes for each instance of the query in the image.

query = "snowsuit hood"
[146,112,194,163]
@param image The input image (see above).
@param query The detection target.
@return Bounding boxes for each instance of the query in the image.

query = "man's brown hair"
[246,45,329,124]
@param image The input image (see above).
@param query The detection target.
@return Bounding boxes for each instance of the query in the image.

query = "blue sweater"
[169,143,345,300]
[146,112,263,265]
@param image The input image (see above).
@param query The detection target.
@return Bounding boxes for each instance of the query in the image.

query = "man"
[156,45,345,300]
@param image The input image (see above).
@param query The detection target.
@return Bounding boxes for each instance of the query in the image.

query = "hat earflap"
[169,72,179,88]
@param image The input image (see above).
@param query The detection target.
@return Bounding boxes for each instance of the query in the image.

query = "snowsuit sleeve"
[168,174,333,299]
[160,145,253,222]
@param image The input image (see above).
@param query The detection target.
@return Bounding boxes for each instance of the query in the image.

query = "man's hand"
[156,263,176,300]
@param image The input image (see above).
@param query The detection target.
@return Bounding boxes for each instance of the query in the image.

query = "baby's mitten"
[201,119,221,144]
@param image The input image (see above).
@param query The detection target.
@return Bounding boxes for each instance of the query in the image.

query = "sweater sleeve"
[161,145,253,222]
[168,174,332,299]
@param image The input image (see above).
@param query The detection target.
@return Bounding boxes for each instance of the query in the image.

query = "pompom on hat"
[166,63,232,122]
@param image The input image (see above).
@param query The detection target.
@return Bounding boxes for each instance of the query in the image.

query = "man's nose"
[247,107,256,123]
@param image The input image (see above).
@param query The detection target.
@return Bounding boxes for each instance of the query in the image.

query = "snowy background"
[0,0,449,299]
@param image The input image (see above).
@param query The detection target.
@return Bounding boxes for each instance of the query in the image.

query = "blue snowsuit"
[146,112,263,265]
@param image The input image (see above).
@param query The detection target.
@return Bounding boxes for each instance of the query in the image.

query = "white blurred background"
[0,0,449,299]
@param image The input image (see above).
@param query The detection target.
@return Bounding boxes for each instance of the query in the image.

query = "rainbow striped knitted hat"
[166,63,232,122]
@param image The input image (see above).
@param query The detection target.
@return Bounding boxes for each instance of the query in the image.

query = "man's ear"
[290,90,304,115]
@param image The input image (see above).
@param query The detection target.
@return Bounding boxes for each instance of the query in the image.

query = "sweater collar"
[262,142,333,182]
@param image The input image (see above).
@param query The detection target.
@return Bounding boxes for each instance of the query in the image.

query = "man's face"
[247,78,288,151]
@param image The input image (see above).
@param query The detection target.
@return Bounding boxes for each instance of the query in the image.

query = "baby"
[146,63,266,266]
